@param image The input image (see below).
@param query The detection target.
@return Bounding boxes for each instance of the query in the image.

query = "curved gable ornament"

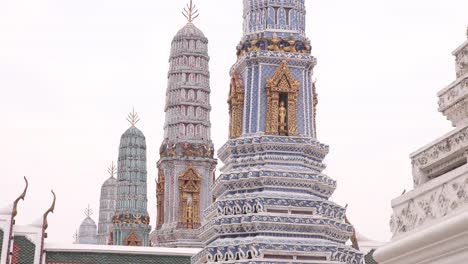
[266,60,300,136]
[124,230,142,246]
[178,163,202,229]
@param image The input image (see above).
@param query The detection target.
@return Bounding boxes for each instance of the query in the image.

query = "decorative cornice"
[390,166,468,237]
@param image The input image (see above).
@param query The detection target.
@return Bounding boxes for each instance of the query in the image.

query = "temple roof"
[174,23,206,40]
[102,176,117,187]
[122,126,145,138]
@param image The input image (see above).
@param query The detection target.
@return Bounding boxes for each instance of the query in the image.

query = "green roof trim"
[46,251,191,264]
[364,249,378,264]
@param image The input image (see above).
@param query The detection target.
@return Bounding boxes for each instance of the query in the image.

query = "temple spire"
[107,161,116,178]
[126,108,140,127]
[182,0,199,23]
[84,205,93,218]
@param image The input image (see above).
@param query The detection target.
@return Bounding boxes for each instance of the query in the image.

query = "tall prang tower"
[112,110,151,246]
[151,0,217,248]
[193,0,364,263]
[97,162,117,245]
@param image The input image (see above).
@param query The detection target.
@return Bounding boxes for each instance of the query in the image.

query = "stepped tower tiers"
[151,0,217,248]
[193,1,363,263]
[112,110,151,247]
[77,206,98,245]
[97,162,117,245]
[375,27,468,264]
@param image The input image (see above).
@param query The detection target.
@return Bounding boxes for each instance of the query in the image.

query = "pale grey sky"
[0,0,467,244]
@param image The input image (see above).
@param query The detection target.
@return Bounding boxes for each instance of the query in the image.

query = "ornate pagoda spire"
[112,111,151,247]
[97,162,117,245]
[151,1,217,248]
[77,205,97,245]
[193,0,364,263]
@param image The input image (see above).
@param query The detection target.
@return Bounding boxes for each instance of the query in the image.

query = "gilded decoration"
[160,142,214,158]
[178,163,202,229]
[124,230,142,246]
[228,72,244,139]
[156,168,165,229]
[112,213,150,225]
[266,60,300,136]
[236,34,311,58]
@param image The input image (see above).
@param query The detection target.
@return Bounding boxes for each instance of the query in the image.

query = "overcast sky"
[1,0,467,244]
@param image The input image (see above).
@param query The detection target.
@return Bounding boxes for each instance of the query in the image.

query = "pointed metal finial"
[182,0,199,23]
[127,108,140,127]
[73,230,79,243]
[108,161,117,178]
[84,205,93,217]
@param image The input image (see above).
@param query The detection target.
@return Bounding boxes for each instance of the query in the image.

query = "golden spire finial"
[108,161,117,178]
[182,0,199,23]
[84,205,93,217]
[127,108,140,127]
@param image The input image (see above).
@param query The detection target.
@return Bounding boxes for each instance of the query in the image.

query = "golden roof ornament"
[12,176,28,218]
[182,0,199,23]
[127,108,140,127]
[42,190,56,231]
[108,161,117,178]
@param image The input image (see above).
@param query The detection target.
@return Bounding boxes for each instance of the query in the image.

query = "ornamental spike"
[84,204,93,217]
[182,0,199,23]
[108,161,117,178]
[127,108,140,127]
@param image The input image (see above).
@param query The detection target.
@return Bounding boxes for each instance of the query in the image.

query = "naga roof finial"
[127,108,140,127]
[12,176,28,217]
[84,204,93,217]
[182,0,199,23]
[42,190,56,231]
[108,161,117,178]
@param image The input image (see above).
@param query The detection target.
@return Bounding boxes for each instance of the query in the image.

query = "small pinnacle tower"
[112,110,151,246]
[97,162,117,245]
[151,0,217,248]
[193,0,363,263]
[77,206,97,245]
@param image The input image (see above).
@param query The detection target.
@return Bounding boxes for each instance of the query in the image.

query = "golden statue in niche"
[178,163,201,229]
[279,101,287,135]
[266,60,300,136]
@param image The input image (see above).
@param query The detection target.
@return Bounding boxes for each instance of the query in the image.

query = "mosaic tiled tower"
[193,0,364,263]
[112,111,151,246]
[151,1,217,248]
[97,163,117,245]
[78,207,98,245]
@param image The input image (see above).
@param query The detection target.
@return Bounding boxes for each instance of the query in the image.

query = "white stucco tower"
[375,26,468,264]
[151,1,217,248]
